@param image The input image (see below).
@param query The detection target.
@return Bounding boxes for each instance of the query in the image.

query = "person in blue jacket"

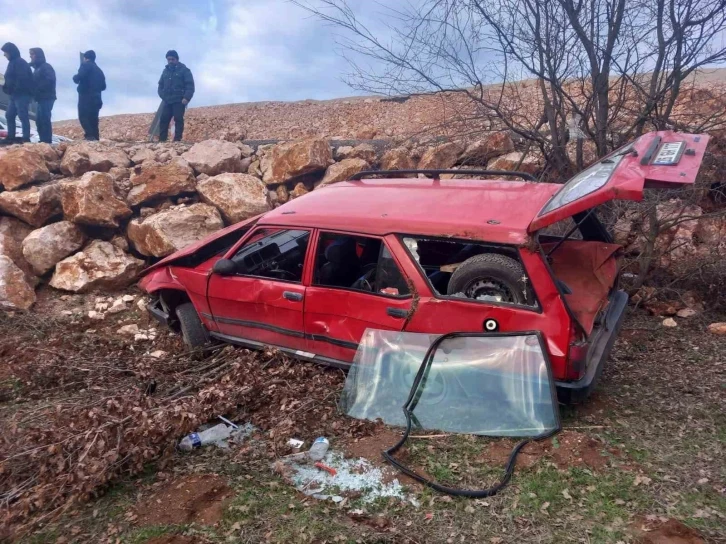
[73,50,106,141]
[157,50,194,142]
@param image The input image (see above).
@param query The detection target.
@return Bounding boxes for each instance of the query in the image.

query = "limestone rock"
[110,235,129,252]
[0,256,35,310]
[217,127,247,142]
[127,203,224,257]
[337,143,377,164]
[181,139,242,176]
[290,182,309,199]
[461,133,515,164]
[237,144,254,158]
[49,240,144,292]
[487,152,541,176]
[707,322,726,335]
[22,221,86,275]
[61,172,133,228]
[0,216,36,284]
[319,158,369,187]
[197,173,271,224]
[276,184,290,204]
[263,137,332,184]
[417,142,463,170]
[380,147,415,175]
[662,317,678,328]
[0,146,51,190]
[127,159,197,207]
[0,182,62,227]
[60,141,131,176]
[130,148,157,164]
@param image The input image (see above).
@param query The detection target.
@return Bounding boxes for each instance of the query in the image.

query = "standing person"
[1,42,33,144]
[157,50,194,142]
[29,48,56,144]
[72,50,106,141]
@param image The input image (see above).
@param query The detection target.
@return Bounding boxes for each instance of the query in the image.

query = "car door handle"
[283,291,303,302]
[387,307,408,319]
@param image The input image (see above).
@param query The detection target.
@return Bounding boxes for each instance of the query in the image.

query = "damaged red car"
[139,131,709,403]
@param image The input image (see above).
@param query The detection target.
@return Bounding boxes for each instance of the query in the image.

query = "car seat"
[318,237,361,287]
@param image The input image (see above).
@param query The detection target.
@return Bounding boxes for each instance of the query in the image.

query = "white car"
[0,113,70,144]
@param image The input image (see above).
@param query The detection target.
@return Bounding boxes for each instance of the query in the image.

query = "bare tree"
[295,0,726,175]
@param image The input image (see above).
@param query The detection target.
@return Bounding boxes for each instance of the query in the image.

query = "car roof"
[260,178,562,245]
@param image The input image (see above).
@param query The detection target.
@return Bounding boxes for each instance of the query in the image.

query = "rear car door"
[529,131,710,232]
[304,231,413,364]
[206,227,311,351]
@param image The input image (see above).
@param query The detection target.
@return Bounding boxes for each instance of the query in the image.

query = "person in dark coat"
[157,50,194,141]
[72,50,106,141]
[29,48,56,144]
[1,42,33,144]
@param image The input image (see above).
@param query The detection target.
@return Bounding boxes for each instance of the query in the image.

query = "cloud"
[0,0,364,121]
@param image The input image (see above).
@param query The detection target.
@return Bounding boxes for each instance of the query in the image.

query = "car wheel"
[447,253,528,305]
[176,302,210,354]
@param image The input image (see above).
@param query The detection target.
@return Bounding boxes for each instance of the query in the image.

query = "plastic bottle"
[307,437,330,461]
[178,423,231,451]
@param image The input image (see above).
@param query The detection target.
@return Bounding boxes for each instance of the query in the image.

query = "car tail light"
[566,326,589,381]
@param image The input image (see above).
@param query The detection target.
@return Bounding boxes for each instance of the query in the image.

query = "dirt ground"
[1,287,724,543]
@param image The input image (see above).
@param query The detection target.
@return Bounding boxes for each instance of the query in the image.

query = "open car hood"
[529,131,710,232]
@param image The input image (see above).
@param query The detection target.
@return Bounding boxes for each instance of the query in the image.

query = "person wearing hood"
[73,50,106,141]
[29,48,56,144]
[1,42,33,144]
[157,50,194,141]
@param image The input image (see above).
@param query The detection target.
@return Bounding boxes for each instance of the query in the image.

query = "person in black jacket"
[157,50,194,141]
[29,48,56,144]
[72,50,106,141]
[1,42,33,144]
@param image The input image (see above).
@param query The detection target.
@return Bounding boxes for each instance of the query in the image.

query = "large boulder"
[22,221,86,275]
[49,240,144,293]
[380,147,415,175]
[336,143,378,164]
[461,133,515,164]
[319,158,369,187]
[0,217,36,284]
[0,146,51,190]
[0,256,35,310]
[60,142,131,177]
[417,142,463,170]
[487,152,541,176]
[126,159,196,206]
[181,140,242,176]
[127,203,224,257]
[0,182,62,227]
[197,173,271,224]
[130,148,157,164]
[61,172,133,228]
[263,137,332,184]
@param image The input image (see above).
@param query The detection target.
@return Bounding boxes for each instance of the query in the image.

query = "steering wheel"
[354,266,377,292]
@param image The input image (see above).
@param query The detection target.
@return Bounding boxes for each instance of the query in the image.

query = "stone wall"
[0,133,519,310]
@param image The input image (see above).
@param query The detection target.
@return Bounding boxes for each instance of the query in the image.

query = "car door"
[206,227,312,351]
[529,131,710,232]
[304,231,413,364]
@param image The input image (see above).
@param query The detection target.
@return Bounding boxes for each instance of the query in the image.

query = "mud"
[135,474,233,526]
[632,518,706,544]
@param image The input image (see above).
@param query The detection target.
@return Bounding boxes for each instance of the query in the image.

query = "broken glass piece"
[340,330,559,437]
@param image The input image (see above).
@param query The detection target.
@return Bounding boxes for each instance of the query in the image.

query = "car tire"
[176,302,210,354]
[447,253,529,305]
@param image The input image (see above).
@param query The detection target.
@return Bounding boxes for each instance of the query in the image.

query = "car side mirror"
[212,258,237,276]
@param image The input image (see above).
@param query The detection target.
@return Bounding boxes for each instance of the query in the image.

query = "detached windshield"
[539,146,631,215]
[340,330,559,437]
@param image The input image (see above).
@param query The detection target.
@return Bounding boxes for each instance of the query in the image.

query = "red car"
[139,131,709,402]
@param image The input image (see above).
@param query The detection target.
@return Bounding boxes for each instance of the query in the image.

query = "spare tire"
[446,253,529,304]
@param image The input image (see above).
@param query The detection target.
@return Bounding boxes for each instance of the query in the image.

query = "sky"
[0,0,382,121]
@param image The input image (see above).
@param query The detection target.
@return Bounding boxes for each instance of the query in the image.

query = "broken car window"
[341,330,559,437]
[402,237,536,307]
[231,228,310,282]
[314,233,409,297]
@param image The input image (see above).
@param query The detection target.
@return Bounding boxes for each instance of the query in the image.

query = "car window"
[231,228,310,283]
[313,232,409,297]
